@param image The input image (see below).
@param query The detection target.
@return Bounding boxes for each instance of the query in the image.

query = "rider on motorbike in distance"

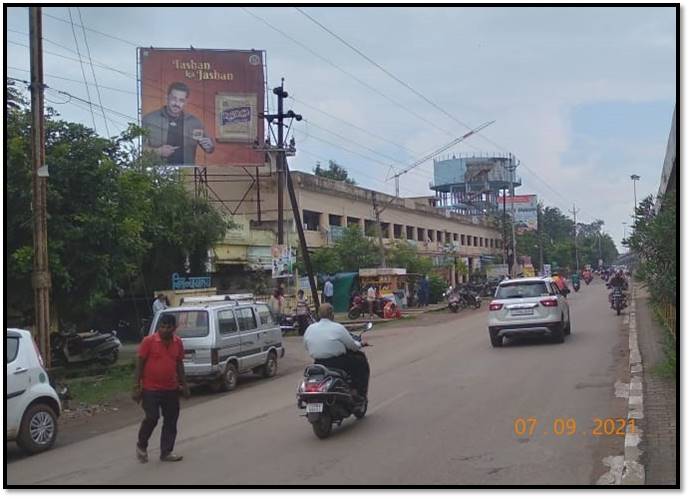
[608,270,629,308]
[303,303,371,401]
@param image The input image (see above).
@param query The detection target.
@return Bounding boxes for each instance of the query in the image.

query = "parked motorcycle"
[458,286,482,309]
[280,311,316,335]
[50,328,121,367]
[297,322,373,439]
[444,288,461,313]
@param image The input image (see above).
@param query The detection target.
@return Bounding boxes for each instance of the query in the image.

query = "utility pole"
[507,156,518,277]
[30,7,52,366]
[569,204,580,271]
[630,174,640,218]
[537,202,544,274]
[503,187,508,265]
[372,193,387,267]
[274,79,287,245]
[262,81,320,309]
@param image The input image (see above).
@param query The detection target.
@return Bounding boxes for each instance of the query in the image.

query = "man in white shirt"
[323,278,334,304]
[304,303,370,398]
[366,285,377,318]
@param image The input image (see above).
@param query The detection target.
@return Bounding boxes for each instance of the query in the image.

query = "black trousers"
[137,389,180,456]
[316,351,370,397]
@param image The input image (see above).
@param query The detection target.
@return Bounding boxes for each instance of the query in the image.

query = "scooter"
[573,281,581,292]
[445,289,461,313]
[347,295,388,320]
[50,328,121,367]
[297,323,373,439]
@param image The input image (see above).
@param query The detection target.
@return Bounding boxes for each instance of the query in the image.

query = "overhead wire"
[67,7,97,131]
[77,7,110,136]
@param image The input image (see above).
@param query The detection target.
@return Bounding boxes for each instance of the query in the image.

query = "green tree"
[314,160,356,185]
[6,96,228,328]
[386,241,433,275]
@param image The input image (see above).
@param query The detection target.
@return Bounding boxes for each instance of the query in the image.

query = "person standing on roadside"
[152,293,168,316]
[323,278,334,305]
[133,313,189,463]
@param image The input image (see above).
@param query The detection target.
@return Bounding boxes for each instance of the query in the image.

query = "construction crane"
[386,120,495,196]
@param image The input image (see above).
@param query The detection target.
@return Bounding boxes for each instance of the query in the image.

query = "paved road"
[7,280,629,486]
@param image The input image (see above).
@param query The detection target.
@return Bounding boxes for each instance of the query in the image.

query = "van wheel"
[260,352,278,378]
[17,403,58,454]
[219,363,238,392]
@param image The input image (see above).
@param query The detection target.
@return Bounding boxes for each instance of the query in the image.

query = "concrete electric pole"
[29,6,52,366]
[569,204,580,271]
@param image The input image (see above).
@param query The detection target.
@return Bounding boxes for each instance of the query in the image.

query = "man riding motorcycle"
[608,270,629,308]
[303,303,370,400]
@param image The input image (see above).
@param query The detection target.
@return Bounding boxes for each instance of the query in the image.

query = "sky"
[5,4,677,253]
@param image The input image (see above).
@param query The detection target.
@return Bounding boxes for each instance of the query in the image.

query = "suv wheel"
[551,321,565,343]
[489,330,503,347]
[260,351,278,378]
[564,318,572,335]
[17,403,58,454]
[219,363,239,392]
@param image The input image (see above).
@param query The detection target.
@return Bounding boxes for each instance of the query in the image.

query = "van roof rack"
[180,294,255,305]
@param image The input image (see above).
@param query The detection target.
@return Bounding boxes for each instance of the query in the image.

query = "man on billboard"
[142,81,215,165]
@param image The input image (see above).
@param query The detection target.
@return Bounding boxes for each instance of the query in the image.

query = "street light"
[630,174,640,217]
[622,222,628,244]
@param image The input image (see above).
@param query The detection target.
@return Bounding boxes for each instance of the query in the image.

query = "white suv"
[487,277,571,347]
[6,328,61,454]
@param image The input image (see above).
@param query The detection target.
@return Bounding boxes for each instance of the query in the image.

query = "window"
[406,226,415,240]
[303,210,321,231]
[393,224,403,239]
[445,232,451,243]
[256,304,274,326]
[381,222,391,238]
[479,237,484,247]
[6,337,19,363]
[328,214,342,226]
[453,233,458,242]
[473,236,478,247]
[365,219,377,236]
[496,281,549,299]
[417,228,425,241]
[428,229,435,242]
[236,308,257,331]
[437,231,443,243]
[461,234,466,245]
[490,239,494,248]
[347,216,361,228]
[156,311,209,338]
[217,309,238,335]
[550,283,560,296]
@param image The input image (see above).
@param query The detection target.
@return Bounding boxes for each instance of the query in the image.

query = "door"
[236,307,261,371]
[6,332,30,437]
[217,308,241,365]
[255,304,281,351]
[551,283,568,323]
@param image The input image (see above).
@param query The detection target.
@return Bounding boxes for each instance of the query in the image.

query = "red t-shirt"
[138,332,184,391]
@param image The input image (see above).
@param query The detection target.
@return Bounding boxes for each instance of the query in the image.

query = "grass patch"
[652,304,677,379]
[63,362,135,405]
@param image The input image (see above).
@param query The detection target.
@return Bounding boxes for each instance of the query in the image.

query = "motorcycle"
[611,287,625,316]
[347,295,388,320]
[280,311,316,335]
[297,322,373,439]
[50,328,121,367]
[572,280,581,292]
[584,276,592,285]
[458,286,482,309]
[444,289,461,313]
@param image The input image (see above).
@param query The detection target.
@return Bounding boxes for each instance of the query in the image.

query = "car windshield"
[496,282,550,299]
[154,310,209,338]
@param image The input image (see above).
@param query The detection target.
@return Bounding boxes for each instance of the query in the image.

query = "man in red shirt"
[133,313,190,463]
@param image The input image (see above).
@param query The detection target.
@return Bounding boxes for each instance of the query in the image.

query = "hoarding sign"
[139,48,265,167]
[272,245,295,278]
[498,194,538,234]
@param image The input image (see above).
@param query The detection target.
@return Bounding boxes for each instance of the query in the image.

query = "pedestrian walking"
[152,293,168,315]
[323,278,334,304]
[133,313,189,463]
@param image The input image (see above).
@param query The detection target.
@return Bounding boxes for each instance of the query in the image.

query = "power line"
[67,7,96,131]
[42,10,139,47]
[77,7,110,136]
[295,7,479,134]
[241,7,458,139]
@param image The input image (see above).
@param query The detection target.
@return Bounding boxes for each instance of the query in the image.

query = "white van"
[148,295,285,391]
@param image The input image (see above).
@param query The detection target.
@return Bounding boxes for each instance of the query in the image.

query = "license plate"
[306,403,323,413]
[512,309,534,316]
[184,353,193,360]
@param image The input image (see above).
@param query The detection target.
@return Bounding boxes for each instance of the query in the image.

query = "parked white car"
[6,328,61,454]
[487,277,571,347]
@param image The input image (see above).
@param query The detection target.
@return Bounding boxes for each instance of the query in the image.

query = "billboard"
[498,194,538,234]
[139,48,265,167]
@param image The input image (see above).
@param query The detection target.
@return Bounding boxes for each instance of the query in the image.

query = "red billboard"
[139,48,265,167]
